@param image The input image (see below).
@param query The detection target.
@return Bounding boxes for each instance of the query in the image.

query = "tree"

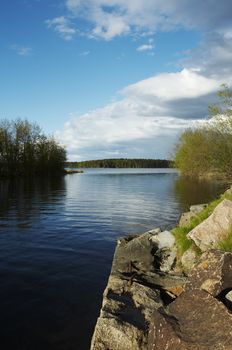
[174,85,232,179]
[208,84,232,117]
[0,118,66,177]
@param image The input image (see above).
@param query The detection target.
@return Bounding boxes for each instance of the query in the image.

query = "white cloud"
[56,68,222,160]
[136,38,155,52]
[46,16,77,41]
[123,69,220,101]
[63,0,232,40]
[11,45,32,56]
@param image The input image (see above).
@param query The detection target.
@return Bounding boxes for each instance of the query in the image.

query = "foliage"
[66,158,171,168]
[0,118,66,177]
[208,84,232,117]
[174,85,232,179]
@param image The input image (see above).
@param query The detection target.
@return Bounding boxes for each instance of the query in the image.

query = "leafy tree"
[208,84,232,117]
[0,119,66,177]
[174,85,232,179]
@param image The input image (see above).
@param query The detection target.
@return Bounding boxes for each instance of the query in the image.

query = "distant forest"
[66,158,172,168]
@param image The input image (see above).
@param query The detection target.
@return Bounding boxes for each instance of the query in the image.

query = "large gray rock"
[187,199,232,251]
[112,232,156,274]
[185,249,232,296]
[148,289,232,350]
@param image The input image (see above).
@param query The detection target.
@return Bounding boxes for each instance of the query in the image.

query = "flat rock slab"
[148,289,232,350]
[91,274,163,350]
[185,249,232,296]
[188,199,232,251]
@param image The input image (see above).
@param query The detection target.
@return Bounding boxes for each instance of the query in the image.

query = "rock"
[189,203,207,214]
[225,290,232,303]
[147,227,162,235]
[91,317,145,350]
[181,248,198,272]
[91,230,187,350]
[90,274,163,350]
[112,232,156,274]
[149,230,175,249]
[148,289,232,350]
[179,211,196,227]
[159,250,176,273]
[150,231,176,272]
[187,199,232,251]
[185,250,232,296]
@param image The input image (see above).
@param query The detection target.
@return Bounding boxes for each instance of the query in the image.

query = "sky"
[1,0,232,160]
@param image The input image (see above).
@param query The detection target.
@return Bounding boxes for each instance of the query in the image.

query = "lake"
[0,169,228,350]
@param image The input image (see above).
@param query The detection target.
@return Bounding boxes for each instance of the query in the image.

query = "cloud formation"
[56,69,222,160]
[64,0,232,40]
[54,0,232,160]
[11,44,32,56]
[137,38,154,52]
[46,16,77,41]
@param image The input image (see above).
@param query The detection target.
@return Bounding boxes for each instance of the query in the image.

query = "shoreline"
[90,186,232,350]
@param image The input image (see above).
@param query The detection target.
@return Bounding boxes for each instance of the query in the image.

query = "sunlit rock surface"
[188,199,232,251]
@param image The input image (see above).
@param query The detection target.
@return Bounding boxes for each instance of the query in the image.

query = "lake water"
[0,169,228,350]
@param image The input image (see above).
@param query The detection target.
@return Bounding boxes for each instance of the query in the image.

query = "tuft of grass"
[172,226,193,255]
[218,227,232,252]
[172,190,232,255]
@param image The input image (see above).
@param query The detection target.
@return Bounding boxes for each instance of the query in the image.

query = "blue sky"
[1,0,232,160]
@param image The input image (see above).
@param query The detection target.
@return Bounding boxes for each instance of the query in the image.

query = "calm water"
[0,169,228,350]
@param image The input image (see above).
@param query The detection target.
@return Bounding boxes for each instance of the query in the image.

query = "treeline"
[174,84,232,179]
[66,158,171,168]
[0,119,66,177]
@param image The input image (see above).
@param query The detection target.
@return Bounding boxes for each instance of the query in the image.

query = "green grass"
[218,226,232,252]
[172,190,232,255]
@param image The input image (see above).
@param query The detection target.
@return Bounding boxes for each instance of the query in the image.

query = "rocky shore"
[90,187,232,350]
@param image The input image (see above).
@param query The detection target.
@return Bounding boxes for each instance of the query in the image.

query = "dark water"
[0,169,228,350]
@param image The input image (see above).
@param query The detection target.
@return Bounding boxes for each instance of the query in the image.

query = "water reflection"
[0,177,66,229]
[173,176,229,212]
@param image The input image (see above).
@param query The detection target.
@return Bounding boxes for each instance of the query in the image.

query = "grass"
[218,226,232,252]
[172,189,232,256]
